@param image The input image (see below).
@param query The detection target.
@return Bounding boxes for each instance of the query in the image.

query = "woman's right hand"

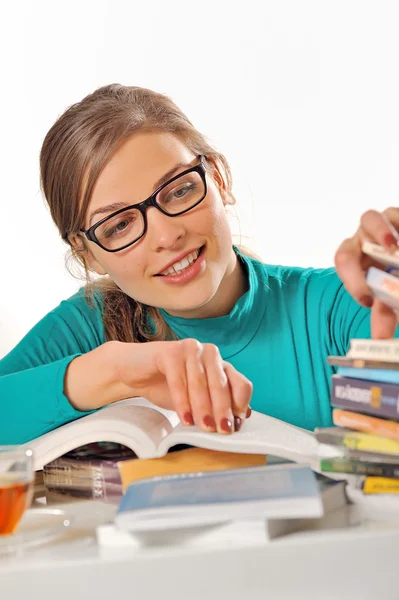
[114,338,253,434]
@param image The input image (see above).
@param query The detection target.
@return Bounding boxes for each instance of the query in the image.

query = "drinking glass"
[0,446,34,535]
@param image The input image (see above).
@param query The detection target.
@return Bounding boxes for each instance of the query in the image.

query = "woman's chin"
[158,288,216,318]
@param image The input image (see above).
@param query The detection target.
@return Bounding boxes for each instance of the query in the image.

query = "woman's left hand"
[334,208,399,339]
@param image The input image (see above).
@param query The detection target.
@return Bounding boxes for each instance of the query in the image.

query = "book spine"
[315,429,399,455]
[321,457,399,478]
[338,366,399,385]
[348,338,399,362]
[332,409,399,441]
[362,476,399,494]
[327,356,399,371]
[331,376,399,420]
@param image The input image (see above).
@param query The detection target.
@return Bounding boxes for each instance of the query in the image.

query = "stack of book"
[318,242,399,495]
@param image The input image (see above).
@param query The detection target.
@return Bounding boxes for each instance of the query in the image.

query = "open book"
[26,398,340,472]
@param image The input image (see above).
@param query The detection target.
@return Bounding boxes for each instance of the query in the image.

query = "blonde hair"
[40,84,237,342]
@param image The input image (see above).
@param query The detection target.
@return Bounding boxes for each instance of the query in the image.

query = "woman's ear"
[69,234,107,276]
[206,156,233,206]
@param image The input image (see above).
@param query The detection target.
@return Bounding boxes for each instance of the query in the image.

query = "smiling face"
[80,131,246,318]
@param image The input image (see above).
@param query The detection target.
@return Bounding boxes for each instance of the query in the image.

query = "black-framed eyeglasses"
[79,155,207,252]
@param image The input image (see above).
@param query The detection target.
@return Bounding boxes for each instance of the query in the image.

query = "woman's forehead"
[85,131,196,223]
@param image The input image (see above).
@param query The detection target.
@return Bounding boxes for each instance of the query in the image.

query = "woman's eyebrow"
[152,161,189,190]
[88,161,191,225]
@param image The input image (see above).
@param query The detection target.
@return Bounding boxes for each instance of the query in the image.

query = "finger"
[202,345,235,435]
[223,361,253,431]
[361,209,399,250]
[157,343,193,426]
[370,298,398,340]
[184,339,217,432]
[334,235,374,308]
[381,211,399,248]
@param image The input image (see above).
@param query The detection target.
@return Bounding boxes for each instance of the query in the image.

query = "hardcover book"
[346,338,399,363]
[332,409,399,441]
[327,356,399,371]
[42,442,136,502]
[362,476,399,494]
[321,456,399,478]
[115,464,334,532]
[336,366,399,385]
[331,375,399,420]
[315,427,399,456]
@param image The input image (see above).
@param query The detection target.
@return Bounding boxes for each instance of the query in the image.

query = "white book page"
[156,410,334,466]
[27,398,180,470]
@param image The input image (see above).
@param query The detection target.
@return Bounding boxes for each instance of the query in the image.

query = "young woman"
[1,84,398,445]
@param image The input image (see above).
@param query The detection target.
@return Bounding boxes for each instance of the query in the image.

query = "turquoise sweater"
[0,250,382,444]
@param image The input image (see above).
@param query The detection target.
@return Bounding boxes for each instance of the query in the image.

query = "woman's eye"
[174,186,189,198]
[116,220,129,231]
[165,183,196,203]
[104,219,131,238]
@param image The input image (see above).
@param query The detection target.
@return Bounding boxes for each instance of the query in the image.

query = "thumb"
[370,299,398,339]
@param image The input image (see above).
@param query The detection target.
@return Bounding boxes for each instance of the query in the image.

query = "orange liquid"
[0,481,33,535]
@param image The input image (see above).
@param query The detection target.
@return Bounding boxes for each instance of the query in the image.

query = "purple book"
[43,442,137,503]
[331,375,399,420]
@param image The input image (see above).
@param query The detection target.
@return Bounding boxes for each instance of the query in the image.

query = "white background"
[1,0,399,355]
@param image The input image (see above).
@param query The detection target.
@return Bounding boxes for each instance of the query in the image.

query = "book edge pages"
[362,241,399,268]
[25,401,175,470]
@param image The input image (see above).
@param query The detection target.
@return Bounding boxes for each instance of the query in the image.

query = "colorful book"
[362,476,399,494]
[341,448,399,463]
[331,375,399,420]
[328,355,399,371]
[118,447,267,492]
[366,267,399,311]
[346,339,399,363]
[332,409,399,441]
[321,456,399,478]
[315,427,399,456]
[43,442,136,502]
[115,464,326,532]
[337,366,399,385]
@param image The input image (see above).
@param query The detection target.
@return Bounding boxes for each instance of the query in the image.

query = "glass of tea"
[0,446,34,535]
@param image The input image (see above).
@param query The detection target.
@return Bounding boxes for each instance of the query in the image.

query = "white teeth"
[160,249,200,276]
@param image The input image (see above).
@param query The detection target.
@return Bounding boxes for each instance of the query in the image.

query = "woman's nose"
[146,206,186,251]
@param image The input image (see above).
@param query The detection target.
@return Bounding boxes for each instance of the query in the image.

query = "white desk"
[1,494,399,600]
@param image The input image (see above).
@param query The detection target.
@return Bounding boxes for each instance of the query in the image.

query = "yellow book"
[315,427,399,456]
[118,447,267,492]
[363,477,399,494]
[342,433,399,455]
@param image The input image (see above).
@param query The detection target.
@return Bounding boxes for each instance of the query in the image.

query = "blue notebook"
[115,464,324,532]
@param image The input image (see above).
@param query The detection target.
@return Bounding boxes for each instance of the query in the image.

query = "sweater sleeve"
[0,290,105,444]
[306,267,399,356]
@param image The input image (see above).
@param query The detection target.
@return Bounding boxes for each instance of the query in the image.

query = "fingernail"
[220,418,233,433]
[384,233,399,249]
[360,295,374,308]
[203,415,216,430]
[246,407,252,418]
[234,416,242,432]
[183,411,194,426]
